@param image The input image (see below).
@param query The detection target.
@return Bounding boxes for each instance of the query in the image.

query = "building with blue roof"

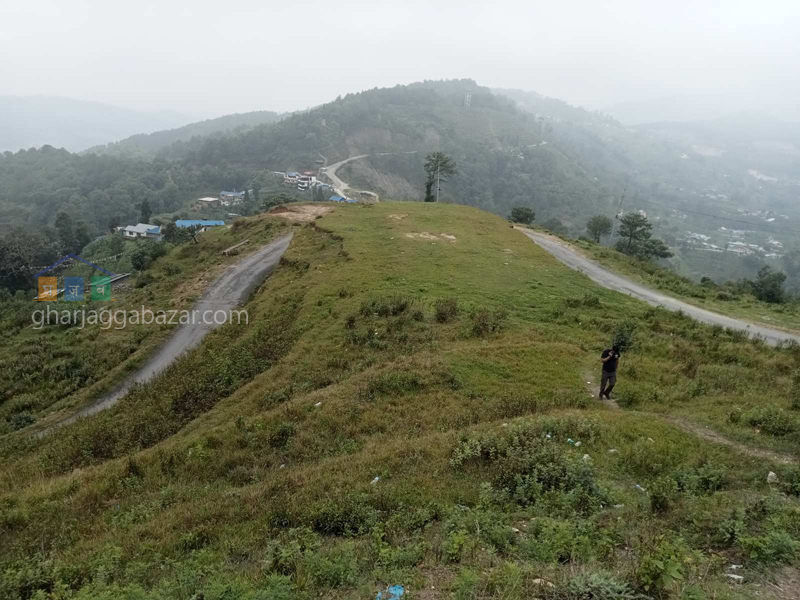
[329,195,345,203]
[175,220,225,229]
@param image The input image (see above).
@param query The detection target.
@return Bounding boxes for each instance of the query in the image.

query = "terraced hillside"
[2,203,800,600]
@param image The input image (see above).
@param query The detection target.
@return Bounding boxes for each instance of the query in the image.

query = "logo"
[34,254,115,301]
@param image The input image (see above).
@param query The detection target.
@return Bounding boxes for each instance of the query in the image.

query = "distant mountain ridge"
[0,96,190,153]
[85,110,286,157]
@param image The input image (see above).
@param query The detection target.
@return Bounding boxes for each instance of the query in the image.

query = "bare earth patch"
[388,213,408,220]
[269,204,332,222]
[405,232,457,242]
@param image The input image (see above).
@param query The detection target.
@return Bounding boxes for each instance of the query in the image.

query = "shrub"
[258,574,296,600]
[268,422,296,449]
[674,463,728,494]
[510,206,535,225]
[163,263,182,276]
[9,412,35,431]
[611,320,636,352]
[649,476,679,513]
[451,420,607,513]
[134,272,156,288]
[566,571,643,600]
[635,536,696,594]
[742,405,798,436]
[360,296,413,318]
[521,518,604,563]
[367,371,423,396]
[309,494,376,536]
[306,542,359,588]
[434,298,459,323]
[739,531,799,564]
[470,308,507,337]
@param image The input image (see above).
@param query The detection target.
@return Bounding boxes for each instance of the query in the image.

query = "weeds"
[434,298,459,323]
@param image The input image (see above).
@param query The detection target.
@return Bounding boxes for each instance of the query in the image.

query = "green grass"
[0,215,288,432]
[575,237,800,331]
[1,202,799,599]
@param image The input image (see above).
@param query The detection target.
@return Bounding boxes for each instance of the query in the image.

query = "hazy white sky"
[2,0,799,119]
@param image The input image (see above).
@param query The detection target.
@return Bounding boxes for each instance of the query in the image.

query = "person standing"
[599,345,620,399]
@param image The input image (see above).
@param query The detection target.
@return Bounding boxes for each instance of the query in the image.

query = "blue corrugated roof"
[175,220,225,228]
[329,195,345,202]
[345,198,358,204]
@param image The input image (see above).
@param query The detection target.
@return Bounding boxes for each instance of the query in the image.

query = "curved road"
[520,228,800,346]
[52,233,293,429]
[322,151,417,199]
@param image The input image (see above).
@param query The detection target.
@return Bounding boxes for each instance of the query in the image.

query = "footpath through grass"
[1,203,800,600]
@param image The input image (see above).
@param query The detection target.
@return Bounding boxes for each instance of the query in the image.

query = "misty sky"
[2,0,799,120]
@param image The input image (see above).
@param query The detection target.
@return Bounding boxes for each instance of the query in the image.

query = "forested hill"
[2,79,793,253]
[0,79,631,236]
[85,109,286,158]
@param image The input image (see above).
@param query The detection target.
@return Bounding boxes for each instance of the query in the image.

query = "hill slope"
[0,96,189,152]
[2,203,799,599]
[85,109,286,158]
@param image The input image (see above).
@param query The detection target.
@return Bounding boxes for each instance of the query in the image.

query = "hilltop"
[2,203,800,599]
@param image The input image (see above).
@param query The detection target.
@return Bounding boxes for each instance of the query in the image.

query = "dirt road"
[520,228,800,346]
[322,151,417,199]
[53,233,293,429]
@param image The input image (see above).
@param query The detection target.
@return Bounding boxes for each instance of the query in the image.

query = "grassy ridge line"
[2,203,800,599]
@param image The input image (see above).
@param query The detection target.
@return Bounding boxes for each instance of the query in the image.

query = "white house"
[120,223,161,239]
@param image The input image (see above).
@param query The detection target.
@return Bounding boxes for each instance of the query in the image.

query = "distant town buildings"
[219,191,246,206]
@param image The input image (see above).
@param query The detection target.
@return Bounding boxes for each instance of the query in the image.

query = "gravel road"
[521,228,800,346]
[52,233,293,428]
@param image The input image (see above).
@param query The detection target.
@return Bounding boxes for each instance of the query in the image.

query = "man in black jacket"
[599,345,620,399]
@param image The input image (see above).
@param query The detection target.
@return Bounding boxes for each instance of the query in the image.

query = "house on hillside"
[219,191,245,206]
[329,195,345,203]
[120,223,161,240]
[283,172,299,186]
[175,219,225,233]
[195,196,220,208]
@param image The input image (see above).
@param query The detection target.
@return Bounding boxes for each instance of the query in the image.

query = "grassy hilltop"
[2,203,800,599]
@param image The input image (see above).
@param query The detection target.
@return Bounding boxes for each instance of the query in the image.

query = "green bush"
[360,296,413,317]
[305,542,359,588]
[134,272,156,288]
[434,298,459,323]
[268,422,296,449]
[470,308,507,337]
[635,536,696,594]
[742,405,798,436]
[451,420,607,513]
[611,320,636,352]
[649,476,679,513]
[739,530,799,564]
[9,412,35,431]
[308,493,376,536]
[566,571,643,600]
